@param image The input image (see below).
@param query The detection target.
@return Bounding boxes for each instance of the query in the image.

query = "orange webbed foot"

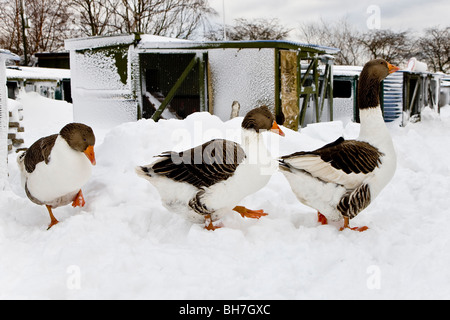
[318,212,328,225]
[72,190,86,208]
[47,219,59,230]
[46,205,59,230]
[339,226,369,232]
[339,217,369,232]
[204,214,222,231]
[233,206,268,219]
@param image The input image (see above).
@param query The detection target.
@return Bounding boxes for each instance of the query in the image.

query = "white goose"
[136,106,284,230]
[279,59,399,231]
[17,123,96,229]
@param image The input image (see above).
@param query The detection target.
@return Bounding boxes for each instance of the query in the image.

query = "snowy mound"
[2,92,450,299]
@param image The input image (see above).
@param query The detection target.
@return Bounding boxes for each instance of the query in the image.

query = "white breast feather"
[25,136,92,203]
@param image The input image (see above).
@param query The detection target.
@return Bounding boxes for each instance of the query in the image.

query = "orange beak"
[388,62,400,74]
[84,145,96,165]
[270,121,285,136]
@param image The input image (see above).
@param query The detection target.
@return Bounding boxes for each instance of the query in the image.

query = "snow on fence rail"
[0,50,20,189]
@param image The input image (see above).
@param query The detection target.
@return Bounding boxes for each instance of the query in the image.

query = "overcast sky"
[208,0,450,39]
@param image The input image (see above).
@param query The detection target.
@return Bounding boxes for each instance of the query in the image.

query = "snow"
[6,66,70,81]
[16,91,73,146]
[138,34,191,46]
[65,34,188,52]
[68,43,138,129]
[65,34,137,51]
[143,92,179,120]
[0,51,19,188]
[2,90,450,299]
[209,48,276,121]
[0,55,8,188]
[333,65,363,77]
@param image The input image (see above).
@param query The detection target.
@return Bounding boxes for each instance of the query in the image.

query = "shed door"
[140,52,208,120]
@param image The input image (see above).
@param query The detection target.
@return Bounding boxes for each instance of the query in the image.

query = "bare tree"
[358,29,412,65]
[206,17,291,41]
[0,0,22,55]
[0,0,74,64]
[298,17,365,65]
[417,26,450,73]
[71,0,115,36]
[104,0,216,39]
[229,18,291,40]
[108,0,164,35]
[0,0,217,60]
[166,0,216,39]
[26,0,74,53]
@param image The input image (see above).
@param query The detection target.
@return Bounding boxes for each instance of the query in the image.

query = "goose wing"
[280,137,384,188]
[23,134,58,174]
[152,139,246,189]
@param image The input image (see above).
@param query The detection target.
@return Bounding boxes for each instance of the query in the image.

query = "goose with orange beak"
[17,123,96,229]
[136,106,284,230]
[279,59,399,232]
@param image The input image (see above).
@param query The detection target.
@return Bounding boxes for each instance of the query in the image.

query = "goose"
[17,123,96,229]
[279,59,399,231]
[136,106,284,230]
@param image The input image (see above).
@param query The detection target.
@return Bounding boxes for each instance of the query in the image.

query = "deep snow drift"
[1,92,450,299]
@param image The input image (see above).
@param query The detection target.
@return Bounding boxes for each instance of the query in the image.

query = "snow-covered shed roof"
[64,34,186,51]
[441,75,450,87]
[333,65,363,77]
[137,38,340,55]
[65,33,340,55]
[6,66,70,81]
[0,49,20,61]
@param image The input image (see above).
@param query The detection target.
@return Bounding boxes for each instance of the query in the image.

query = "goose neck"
[358,74,381,110]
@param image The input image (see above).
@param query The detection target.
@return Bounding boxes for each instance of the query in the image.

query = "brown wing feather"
[152,139,246,189]
[282,137,384,175]
[338,184,371,219]
[24,134,58,173]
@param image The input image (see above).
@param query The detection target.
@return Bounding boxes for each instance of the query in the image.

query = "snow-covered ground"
[1,91,450,299]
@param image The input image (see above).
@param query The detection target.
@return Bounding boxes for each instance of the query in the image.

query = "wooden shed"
[65,34,338,130]
[6,66,71,102]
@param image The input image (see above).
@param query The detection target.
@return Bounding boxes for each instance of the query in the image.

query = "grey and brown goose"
[136,106,285,230]
[279,59,399,231]
[17,123,96,229]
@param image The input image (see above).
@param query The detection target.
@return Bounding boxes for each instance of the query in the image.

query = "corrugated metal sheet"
[383,71,403,122]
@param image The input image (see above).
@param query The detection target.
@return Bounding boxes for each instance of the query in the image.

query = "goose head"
[358,59,399,110]
[60,123,96,165]
[241,106,285,136]
[363,59,400,82]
